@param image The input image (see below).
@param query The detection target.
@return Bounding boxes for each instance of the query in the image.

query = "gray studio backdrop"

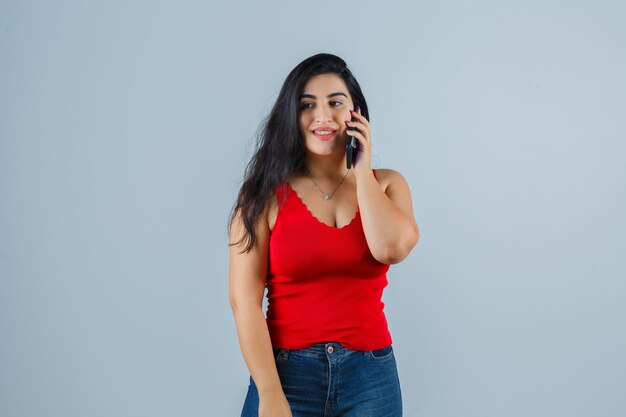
[1,1,625,416]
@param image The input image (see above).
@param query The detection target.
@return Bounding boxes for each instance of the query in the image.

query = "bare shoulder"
[374,168,413,194]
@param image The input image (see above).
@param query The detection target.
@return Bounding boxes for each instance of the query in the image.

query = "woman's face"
[298,73,354,157]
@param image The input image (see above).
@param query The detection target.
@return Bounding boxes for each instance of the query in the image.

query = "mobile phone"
[346,113,359,168]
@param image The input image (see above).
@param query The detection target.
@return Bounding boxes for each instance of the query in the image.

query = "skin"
[229,73,419,417]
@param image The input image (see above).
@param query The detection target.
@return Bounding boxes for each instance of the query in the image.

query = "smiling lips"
[312,128,338,141]
[313,126,337,140]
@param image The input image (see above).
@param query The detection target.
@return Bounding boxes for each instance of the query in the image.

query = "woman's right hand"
[259,390,292,417]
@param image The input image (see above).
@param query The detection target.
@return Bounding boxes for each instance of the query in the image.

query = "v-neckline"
[285,181,359,230]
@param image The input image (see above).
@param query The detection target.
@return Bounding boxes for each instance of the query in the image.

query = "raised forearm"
[355,169,417,264]
[232,304,284,397]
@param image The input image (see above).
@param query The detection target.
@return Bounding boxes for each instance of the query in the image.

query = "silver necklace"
[306,168,351,200]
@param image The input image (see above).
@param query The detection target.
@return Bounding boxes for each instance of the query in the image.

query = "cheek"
[298,115,311,134]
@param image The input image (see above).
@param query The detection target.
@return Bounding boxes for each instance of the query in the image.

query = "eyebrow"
[298,92,348,100]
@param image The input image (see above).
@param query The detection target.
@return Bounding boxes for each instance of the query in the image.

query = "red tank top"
[266,169,393,351]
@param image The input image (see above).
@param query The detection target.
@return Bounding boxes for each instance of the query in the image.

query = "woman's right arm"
[229,204,292,416]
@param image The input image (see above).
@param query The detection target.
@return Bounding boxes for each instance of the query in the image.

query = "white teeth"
[314,130,334,135]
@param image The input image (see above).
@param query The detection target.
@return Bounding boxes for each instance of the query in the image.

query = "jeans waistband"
[274,341,364,359]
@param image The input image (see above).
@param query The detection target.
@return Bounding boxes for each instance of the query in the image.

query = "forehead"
[300,73,349,96]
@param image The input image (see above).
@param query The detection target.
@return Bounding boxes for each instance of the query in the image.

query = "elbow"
[229,292,264,314]
[230,299,263,315]
[229,296,238,313]
[383,244,412,264]
[377,226,419,265]
[229,297,239,314]
[375,246,406,265]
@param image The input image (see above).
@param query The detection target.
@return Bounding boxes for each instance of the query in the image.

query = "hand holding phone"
[346,111,360,168]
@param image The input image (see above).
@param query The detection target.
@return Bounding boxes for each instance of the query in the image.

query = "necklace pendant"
[323,194,331,200]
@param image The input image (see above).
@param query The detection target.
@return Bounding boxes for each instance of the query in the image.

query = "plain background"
[2,1,625,416]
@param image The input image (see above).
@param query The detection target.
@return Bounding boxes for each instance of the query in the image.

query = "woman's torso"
[264,168,394,350]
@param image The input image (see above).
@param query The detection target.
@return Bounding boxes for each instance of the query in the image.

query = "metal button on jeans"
[327,346,334,354]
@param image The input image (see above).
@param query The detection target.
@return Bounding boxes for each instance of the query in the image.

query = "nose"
[313,103,333,122]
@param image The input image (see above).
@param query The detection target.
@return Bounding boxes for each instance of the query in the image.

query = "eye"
[300,101,343,110]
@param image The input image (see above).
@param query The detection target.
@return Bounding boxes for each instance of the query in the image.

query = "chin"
[305,144,340,156]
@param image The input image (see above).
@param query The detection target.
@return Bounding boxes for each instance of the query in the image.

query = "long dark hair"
[228,53,370,253]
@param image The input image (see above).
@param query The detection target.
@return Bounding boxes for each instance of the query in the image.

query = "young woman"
[228,53,419,417]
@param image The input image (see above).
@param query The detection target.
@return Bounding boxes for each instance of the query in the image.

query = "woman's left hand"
[345,106,372,174]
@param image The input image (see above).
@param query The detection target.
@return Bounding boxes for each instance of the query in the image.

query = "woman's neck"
[303,153,350,180]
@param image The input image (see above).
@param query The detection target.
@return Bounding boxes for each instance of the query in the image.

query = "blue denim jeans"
[240,342,402,417]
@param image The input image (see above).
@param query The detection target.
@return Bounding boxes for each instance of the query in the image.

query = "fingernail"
[356,105,361,112]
